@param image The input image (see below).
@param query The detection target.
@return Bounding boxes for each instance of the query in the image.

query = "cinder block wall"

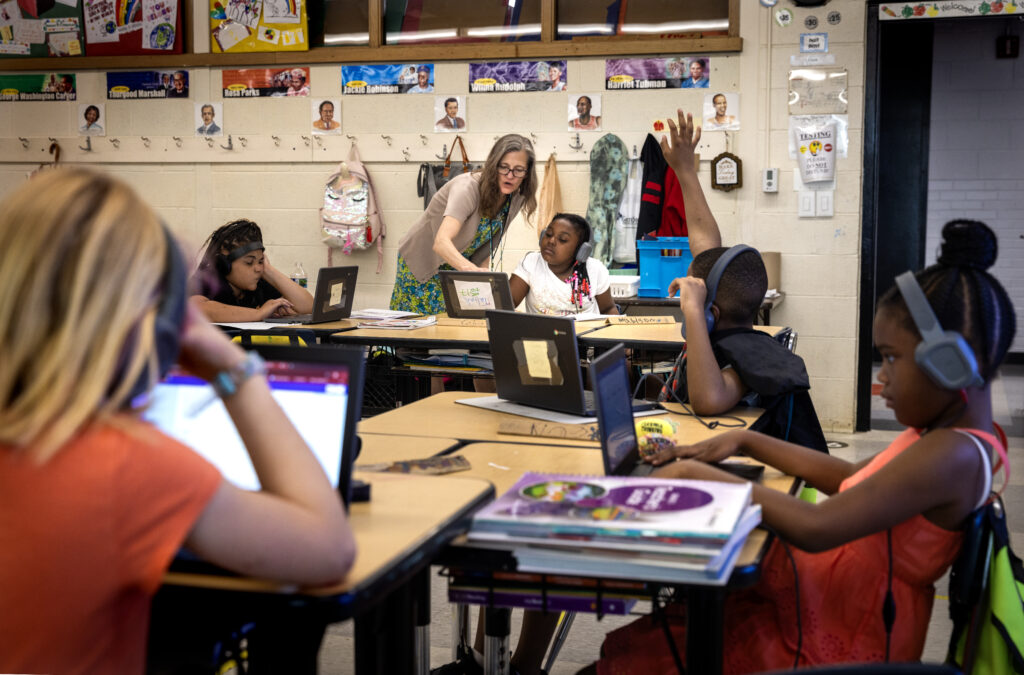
[0,2,868,431]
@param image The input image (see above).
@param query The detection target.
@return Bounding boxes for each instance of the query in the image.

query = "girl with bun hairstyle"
[0,169,354,675]
[591,219,1016,673]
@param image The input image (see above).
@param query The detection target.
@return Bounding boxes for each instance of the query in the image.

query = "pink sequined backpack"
[320,144,386,271]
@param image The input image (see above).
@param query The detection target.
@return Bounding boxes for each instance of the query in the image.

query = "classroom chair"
[772,326,798,353]
[231,329,316,347]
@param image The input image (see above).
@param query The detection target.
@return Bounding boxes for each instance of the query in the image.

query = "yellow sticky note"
[522,339,551,380]
[329,281,344,307]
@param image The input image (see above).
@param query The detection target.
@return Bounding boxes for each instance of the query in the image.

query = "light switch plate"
[816,190,834,217]
[798,191,816,217]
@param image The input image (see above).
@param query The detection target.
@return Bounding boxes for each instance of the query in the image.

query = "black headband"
[225,240,264,263]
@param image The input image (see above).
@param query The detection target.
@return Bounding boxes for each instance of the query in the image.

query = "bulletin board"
[83,0,184,56]
[0,0,84,58]
[210,0,307,53]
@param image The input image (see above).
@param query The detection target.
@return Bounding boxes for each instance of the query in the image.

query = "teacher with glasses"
[391,134,538,314]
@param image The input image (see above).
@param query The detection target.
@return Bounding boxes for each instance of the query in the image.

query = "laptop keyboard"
[582,390,659,415]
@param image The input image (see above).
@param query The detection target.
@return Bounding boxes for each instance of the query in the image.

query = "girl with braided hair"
[510,212,618,315]
[590,218,1016,673]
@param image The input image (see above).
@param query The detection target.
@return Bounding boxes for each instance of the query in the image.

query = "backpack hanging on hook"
[320,142,387,272]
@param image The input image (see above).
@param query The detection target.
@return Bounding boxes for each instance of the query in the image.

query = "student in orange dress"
[0,168,356,675]
[590,219,1015,673]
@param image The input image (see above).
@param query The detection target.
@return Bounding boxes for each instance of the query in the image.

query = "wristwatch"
[211,351,267,398]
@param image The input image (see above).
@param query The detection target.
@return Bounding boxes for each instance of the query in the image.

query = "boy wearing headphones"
[192,219,313,323]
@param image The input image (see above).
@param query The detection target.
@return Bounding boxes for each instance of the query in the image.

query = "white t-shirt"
[512,251,611,315]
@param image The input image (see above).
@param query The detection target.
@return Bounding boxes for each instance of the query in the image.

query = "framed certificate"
[711,152,742,192]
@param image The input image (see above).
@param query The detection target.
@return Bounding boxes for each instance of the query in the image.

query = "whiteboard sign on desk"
[454,279,496,310]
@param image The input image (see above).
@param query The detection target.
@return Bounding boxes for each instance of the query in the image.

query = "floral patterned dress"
[390,199,511,314]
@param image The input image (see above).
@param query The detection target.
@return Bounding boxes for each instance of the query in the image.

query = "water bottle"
[291,262,307,288]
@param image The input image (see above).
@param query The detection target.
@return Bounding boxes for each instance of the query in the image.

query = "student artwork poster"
[0,0,83,57]
[341,63,434,94]
[107,69,187,99]
[222,67,309,97]
[311,98,341,134]
[210,0,306,53]
[703,92,740,131]
[468,60,567,93]
[0,73,75,101]
[605,56,711,90]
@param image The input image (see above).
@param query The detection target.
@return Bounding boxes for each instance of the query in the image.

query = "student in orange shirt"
[0,168,356,675]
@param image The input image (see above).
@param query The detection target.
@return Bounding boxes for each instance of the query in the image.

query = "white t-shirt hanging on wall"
[512,251,611,316]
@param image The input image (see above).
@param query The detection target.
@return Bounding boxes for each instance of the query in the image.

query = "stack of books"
[466,472,762,587]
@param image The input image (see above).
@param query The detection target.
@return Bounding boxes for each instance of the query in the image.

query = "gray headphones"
[539,220,592,264]
[894,270,983,390]
[681,244,756,339]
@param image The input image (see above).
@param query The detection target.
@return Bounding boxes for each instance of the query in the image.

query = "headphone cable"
[631,371,748,430]
[760,524,802,670]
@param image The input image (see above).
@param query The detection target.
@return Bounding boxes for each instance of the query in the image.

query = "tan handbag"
[536,153,563,236]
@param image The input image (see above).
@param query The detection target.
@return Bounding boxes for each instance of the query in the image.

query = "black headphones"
[539,219,593,264]
[215,240,264,276]
[128,225,188,402]
[681,244,757,339]
[894,270,983,390]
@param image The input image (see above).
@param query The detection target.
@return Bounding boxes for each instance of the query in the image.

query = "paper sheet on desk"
[215,321,293,330]
[456,396,664,425]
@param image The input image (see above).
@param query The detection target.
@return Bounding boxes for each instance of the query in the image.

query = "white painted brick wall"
[0,1,870,430]
[929,19,1024,353]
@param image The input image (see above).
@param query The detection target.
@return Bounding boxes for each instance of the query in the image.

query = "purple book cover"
[472,472,751,541]
[448,586,635,615]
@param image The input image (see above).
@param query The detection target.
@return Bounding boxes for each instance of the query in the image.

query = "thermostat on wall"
[762,168,779,192]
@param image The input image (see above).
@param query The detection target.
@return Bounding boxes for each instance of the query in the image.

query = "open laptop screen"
[591,344,642,476]
[439,271,515,319]
[141,346,362,503]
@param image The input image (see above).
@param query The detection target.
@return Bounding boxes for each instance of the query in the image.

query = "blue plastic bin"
[637,237,692,297]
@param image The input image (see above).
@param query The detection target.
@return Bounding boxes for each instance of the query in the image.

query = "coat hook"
[401,147,411,161]
[220,135,234,150]
[301,135,311,146]
[346,133,358,141]
[381,134,393,146]
[632,144,638,159]
[48,137,57,143]
[419,134,429,145]
[78,136,92,152]
[238,136,248,147]
[172,136,182,148]
[205,137,214,147]
[19,137,29,148]
[141,136,151,148]
[529,133,538,144]
[435,143,447,159]
[109,137,121,149]
[271,135,281,146]
[568,133,584,151]
[314,135,323,146]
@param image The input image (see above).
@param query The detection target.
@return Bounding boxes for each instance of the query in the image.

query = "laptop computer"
[266,265,358,324]
[142,344,365,508]
[592,344,765,481]
[484,310,659,417]
[439,270,516,319]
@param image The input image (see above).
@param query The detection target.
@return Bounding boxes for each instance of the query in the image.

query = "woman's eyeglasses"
[497,164,527,178]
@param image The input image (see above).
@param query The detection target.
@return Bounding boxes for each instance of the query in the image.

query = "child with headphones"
[662,244,830,451]
[509,212,618,315]
[192,219,313,322]
[0,169,355,674]
[591,219,1015,673]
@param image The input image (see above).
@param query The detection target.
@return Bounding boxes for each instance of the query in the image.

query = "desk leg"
[483,606,511,675]
[685,586,725,674]
[354,579,415,673]
[415,569,431,675]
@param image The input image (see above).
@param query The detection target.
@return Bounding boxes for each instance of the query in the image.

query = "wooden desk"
[356,391,764,448]
[164,472,494,673]
[579,322,783,350]
[330,323,491,350]
[443,442,798,675]
[355,432,459,466]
